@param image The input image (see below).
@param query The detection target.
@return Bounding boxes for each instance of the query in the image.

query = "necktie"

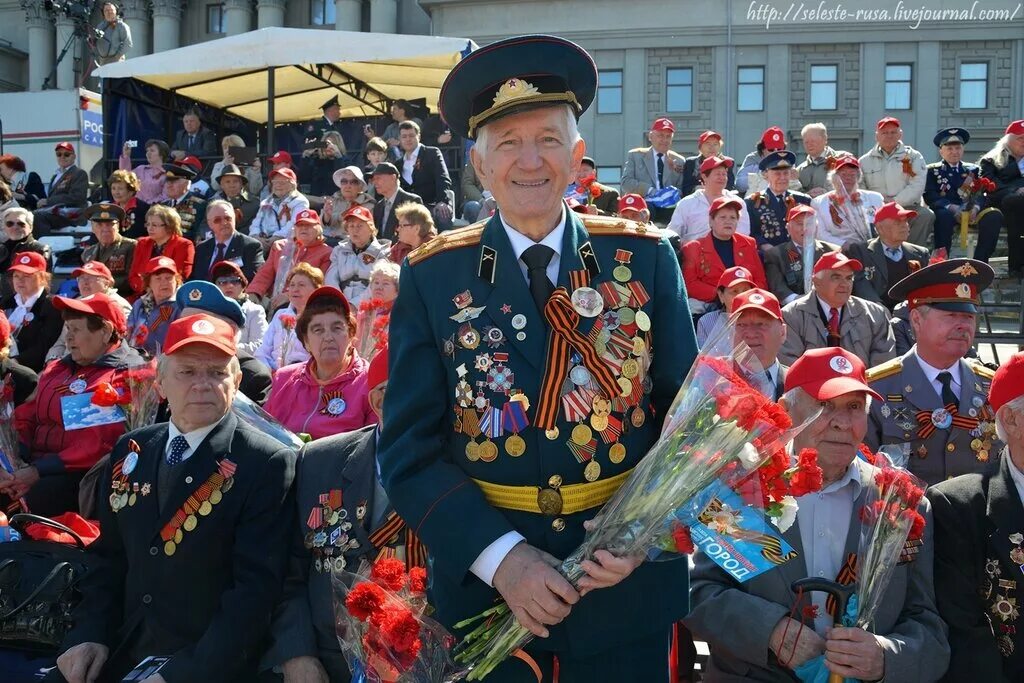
[885,246,901,262]
[937,371,958,407]
[656,153,665,189]
[214,242,226,264]
[189,134,195,148]
[827,307,841,345]
[167,435,189,466]
[521,244,555,315]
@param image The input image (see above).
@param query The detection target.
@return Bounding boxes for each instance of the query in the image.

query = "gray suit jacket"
[843,239,930,307]
[779,292,896,368]
[45,165,89,208]
[620,146,687,195]
[686,458,949,682]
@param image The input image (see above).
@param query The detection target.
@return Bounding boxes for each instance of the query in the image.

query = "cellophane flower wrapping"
[231,392,306,449]
[453,338,818,679]
[853,457,927,630]
[0,396,27,511]
[89,361,161,432]
[356,298,393,362]
[333,558,458,683]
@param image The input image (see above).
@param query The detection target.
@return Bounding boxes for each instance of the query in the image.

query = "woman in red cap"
[249,167,311,250]
[46,261,132,364]
[324,205,390,307]
[126,256,182,356]
[6,292,143,515]
[0,310,38,406]
[126,204,195,295]
[264,286,375,441]
[1,250,62,372]
[246,209,332,309]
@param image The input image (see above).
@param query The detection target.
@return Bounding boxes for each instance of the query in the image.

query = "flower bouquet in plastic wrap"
[334,557,459,682]
[453,336,821,679]
[90,360,161,431]
[355,298,393,362]
[0,392,27,512]
[231,392,306,449]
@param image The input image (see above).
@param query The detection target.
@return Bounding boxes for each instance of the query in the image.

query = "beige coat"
[858,142,928,206]
[779,291,896,367]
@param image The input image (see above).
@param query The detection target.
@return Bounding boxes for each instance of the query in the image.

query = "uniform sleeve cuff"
[469,531,526,587]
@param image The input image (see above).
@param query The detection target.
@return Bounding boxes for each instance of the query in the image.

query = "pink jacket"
[264,353,376,441]
[246,237,333,298]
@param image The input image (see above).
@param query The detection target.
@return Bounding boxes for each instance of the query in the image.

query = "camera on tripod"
[43,0,102,36]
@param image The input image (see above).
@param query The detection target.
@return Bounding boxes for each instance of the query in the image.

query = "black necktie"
[656,153,665,189]
[214,242,226,264]
[521,244,555,316]
[937,371,958,407]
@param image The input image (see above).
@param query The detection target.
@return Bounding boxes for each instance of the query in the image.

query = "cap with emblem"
[269,167,297,183]
[55,142,74,154]
[267,151,293,166]
[342,205,373,224]
[618,193,648,214]
[72,261,113,280]
[731,288,783,321]
[887,257,994,314]
[760,127,786,151]
[988,352,1024,411]
[650,118,675,133]
[367,342,389,390]
[294,209,322,226]
[785,347,883,401]
[874,201,918,223]
[877,116,901,130]
[786,204,816,223]
[210,260,247,286]
[438,34,597,140]
[718,266,756,290]
[52,292,128,336]
[8,251,47,274]
[832,155,860,171]
[163,314,237,356]
[708,196,744,217]
[83,203,126,223]
[813,251,862,275]
[321,95,340,111]
[175,281,245,328]
[933,127,970,147]
[700,156,734,174]
[1005,120,1024,136]
[698,130,722,145]
[162,163,196,182]
[144,256,178,276]
[758,150,797,172]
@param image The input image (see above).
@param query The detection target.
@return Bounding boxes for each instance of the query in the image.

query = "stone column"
[151,0,182,53]
[121,0,151,58]
[334,0,360,31]
[369,0,396,33]
[54,17,77,89]
[223,0,253,35]
[22,1,54,92]
[257,0,286,28]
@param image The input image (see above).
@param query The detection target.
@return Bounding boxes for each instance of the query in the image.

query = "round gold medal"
[978,449,990,462]
[592,395,612,416]
[609,443,627,464]
[199,500,213,517]
[621,359,640,379]
[545,427,560,441]
[174,528,183,544]
[210,489,223,505]
[164,540,177,556]
[613,265,632,283]
[632,337,646,355]
[505,434,526,457]
[183,514,198,532]
[971,438,983,450]
[479,440,499,462]
[584,460,601,482]
[618,377,633,397]
[617,307,636,325]
[465,441,481,462]
[128,493,137,507]
[590,414,609,432]
[510,393,531,410]
[631,407,646,428]
[635,311,652,331]
[109,492,120,511]
[571,424,593,445]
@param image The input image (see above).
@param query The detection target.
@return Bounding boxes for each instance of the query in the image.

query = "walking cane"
[791,577,856,683]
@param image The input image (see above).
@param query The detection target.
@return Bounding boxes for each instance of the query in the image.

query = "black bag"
[0,514,91,653]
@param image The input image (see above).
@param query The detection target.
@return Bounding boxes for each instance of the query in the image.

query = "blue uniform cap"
[933,127,970,147]
[758,150,797,172]
[175,280,245,328]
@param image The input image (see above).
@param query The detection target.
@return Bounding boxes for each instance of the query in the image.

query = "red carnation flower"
[345,581,387,622]
[408,566,427,594]
[371,557,408,593]
[91,382,120,407]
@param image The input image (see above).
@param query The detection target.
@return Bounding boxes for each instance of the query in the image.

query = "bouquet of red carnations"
[0,393,27,512]
[355,298,392,362]
[334,557,458,682]
[956,174,998,248]
[90,360,161,432]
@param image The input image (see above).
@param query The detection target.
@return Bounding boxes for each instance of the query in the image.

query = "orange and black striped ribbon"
[914,403,978,439]
[369,511,428,569]
[535,288,621,430]
[568,268,590,291]
[826,552,858,619]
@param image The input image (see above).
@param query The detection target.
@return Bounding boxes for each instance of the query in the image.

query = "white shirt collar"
[1006,451,1024,506]
[816,295,841,318]
[404,144,421,161]
[916,354,962,391]
[501,206,567,285]
[14,289,42,310]
[167,415,225,463]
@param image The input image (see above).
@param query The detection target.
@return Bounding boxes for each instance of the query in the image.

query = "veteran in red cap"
[929,348,1024,681]
[808,153,886,247]
[1,249,63,373]
[779,250,895,368]
[620,117,686,203]
[52,312,297,683]
[864,257,999,485]
[763,203,839,305]
[735,126,793,195]
[693,265,757,346]
[689,344,946,683]
[32,141,90,237]
[7,291,142,517]
[125,255,182,356]
[668,155,752,243]
[978,119,1024,278]
[249,166,311,248]
[680,130,735,198]
[731,288,789,399]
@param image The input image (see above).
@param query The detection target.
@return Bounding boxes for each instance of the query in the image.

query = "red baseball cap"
[55,142,74,154]
[294,209,322,226]
[651,118,675,133]
[178,156,202,172]
[163,314,237,356]
[989,352,1024,411]
[210,260,248,285]
[813,251,862,275]
[8,251,47,274]
[876,116,901,130]
[0,311,9,348]
[305,286,352,319]
[786,204,816,223]
[72,261,113,281]
[874,201,918,223]
[708,196,744,217]
[618,194,648,213]
[832,155,861,171]
[760,127,786,151]
[269,167,297,183]
[698,130,722,145]
[717,266,756,289]
[342,205,374,224]
[367,344,389,390]
[144,256,178,276]
[700,156,734,174]
[731,288,783,321]
[1004,120,1024,136]
[784,347,882,401]
[268,150,293,166]
[52,292,128,336]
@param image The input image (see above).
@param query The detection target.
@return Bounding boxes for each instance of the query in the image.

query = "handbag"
[0,513,92,652]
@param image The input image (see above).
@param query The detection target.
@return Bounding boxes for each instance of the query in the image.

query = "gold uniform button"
[551,518,565,532]
[548,475,563,488]
[946,443,955,452]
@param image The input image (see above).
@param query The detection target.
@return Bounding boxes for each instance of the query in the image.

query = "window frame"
[737,66,765,112]
[808,63,839,111]
[884,63,913,111]
[310,0,336,25]
[958,61,989,110]
[206,3,226,35]
[665,66,694,114]
[596,69,623,115]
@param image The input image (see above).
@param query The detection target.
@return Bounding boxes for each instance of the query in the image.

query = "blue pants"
[933,206,1003,261]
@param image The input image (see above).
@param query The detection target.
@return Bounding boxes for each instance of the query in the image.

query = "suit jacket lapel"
[642,149,657,186]
[986,455,1024,570]
[131,427,169,539]
[340,428,378,551]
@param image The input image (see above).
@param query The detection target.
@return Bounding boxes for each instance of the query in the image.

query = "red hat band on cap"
[906,282,978,309]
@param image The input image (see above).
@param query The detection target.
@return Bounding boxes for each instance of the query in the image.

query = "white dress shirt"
[402,145,421,186]
[915,355,962,403]
[165,417,222,464]
[666,189,751,243]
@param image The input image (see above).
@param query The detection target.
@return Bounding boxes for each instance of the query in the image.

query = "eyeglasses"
[4,220,27,227]
[215,277,243,286]
[338,179,360,185]
[56,152,73,158]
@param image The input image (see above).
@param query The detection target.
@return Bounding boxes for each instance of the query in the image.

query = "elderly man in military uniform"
[924,127,1004,262]
[380,35,696,682]
[160,163,206,241]
[764,204,838,305]
[302,95,346,197]
[81,203,136,297]
[796,122,848,197]
[865,258,999,485]
[843,201,930,311]
[929,352,1024,682]
[859,116,935,248]
[745,150,811,254]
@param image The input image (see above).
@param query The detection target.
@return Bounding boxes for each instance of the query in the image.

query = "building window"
[884,64,912,110]
[666,67,693,113]
[959,62,988,109]
[597,166,621,190]
[206,3,225,34]
[597,70,623,114]
[809,65,838,110]
[310,0,336,25]
[737,66,764,112]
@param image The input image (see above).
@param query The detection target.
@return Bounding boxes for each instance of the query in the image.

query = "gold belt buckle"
[537,488,563,516]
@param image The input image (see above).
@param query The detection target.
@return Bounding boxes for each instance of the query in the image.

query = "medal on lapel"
[613,250,633,283]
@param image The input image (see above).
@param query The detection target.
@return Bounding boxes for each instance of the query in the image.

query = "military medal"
[916,444,928,459]
[571,287,603,318]
[613,249,633,283]
[609,443,626,464]
[973,396,984,408]
[69,377,87,394]
[631,407,646,428]
[486,362,514,394]
[584,459,601,482]
[635,311,652,332]
[327,397,347,415]
[123,451,138,475]
[590,413,609,432]
[621,359,640,380]
[516,332,526,341]
[570,365,591,386]
[545,427,559,440]
[511,314,527,330]
[450,306,486,323]
[464,440,481,461]
[617,307,636,326]
[931,408,953,430]
[618,377,633,397]
[483,326,506,348]
[571,423,593,445]
[505,435,526,457]
[502,399,529,457]
[880,404,891,418]
[479,439,499,462]
[458,323,481,350]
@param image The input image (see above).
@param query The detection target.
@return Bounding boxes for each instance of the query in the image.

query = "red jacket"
[681,232,767,303]
[246,237,333,298]
[128,235,195,294]
[15,344,143,474]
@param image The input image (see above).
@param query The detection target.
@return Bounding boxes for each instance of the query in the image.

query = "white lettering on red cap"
[829,356,853,374]
[191,319,215,335]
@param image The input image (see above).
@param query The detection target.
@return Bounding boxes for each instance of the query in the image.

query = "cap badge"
[955,283,972,299]
[749,293,766,304]
[493,78,540,108]
[188,289,203,302]
[951,263,979,277]
[191,319,215,335]
[626,197,635,205]
[829,355,853,374]
[19,256,29,264]
[736,268,749,278]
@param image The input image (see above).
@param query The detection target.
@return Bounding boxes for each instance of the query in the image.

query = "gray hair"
[205,199,235,217]
[996,394,1024,443]
[825,166,862,186]
[801,122,828,137]
[980,134,1016,170]
[2,207,33,228]
[475,104,581,161]
[369,259,401,284]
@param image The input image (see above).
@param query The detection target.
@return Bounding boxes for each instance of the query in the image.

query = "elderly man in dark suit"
[732,288,789,401]
[370,162,422,242]
[843,201,929,311]
[190,199,264,283]
[32,142,90,236]
[396,120,454,230]
[50,313,295,683]
[929,352,1024,682]
[171,108,217,162]
[764,204,838,306]
[687,347,949,682]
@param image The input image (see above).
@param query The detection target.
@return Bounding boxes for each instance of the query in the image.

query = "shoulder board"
[582,215,664,240]
[866,357,903,382]
[407,222,485,265]
[926,161,941,169]
[967,360,995,380]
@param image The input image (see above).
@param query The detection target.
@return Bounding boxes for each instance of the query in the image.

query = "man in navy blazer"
[189,200,264,283]
[396,120,454,230]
